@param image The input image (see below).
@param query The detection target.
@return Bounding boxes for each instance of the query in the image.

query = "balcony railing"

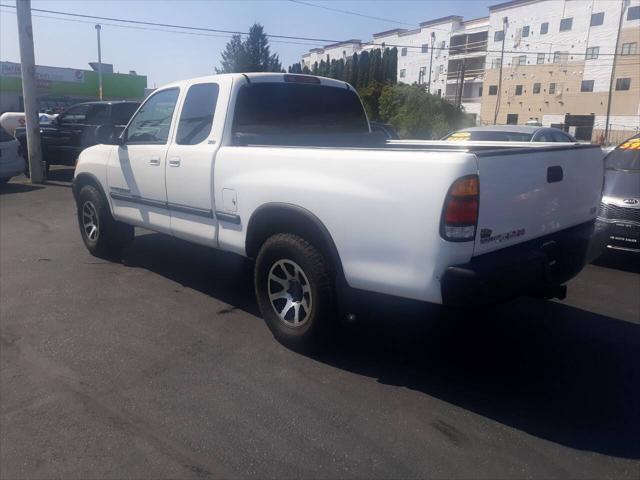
[446,67,485,80]
[448,41,488,56]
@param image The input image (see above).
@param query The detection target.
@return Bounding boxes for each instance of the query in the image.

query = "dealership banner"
[1,61,85,84]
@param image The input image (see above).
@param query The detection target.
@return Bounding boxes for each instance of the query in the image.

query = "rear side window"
[112,103,140,125]
[551,130,573,142]
[176,83,219,145]
[233,83,368,136]
[606,136,640,171]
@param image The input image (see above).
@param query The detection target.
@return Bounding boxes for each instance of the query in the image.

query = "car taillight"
[441,175,479,242]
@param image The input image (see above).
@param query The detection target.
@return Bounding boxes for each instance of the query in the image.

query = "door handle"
[149,156,161,166]
[168,157,181,167]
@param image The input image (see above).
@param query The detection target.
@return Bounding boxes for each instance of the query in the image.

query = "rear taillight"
[441,175,479,242]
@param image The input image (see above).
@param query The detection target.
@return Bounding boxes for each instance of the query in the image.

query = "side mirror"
[115,130,127,146]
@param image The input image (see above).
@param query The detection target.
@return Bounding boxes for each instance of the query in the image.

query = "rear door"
[473,145,603,255]
[165,79,229,245]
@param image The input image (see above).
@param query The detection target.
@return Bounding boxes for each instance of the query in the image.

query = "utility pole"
[493,16,508,125]
[604,0,626,145]
[427,31,435,93]
[16,0,44,183]
[95,24,103,100]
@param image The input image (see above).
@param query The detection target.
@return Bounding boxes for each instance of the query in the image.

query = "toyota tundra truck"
[72,73,604,351]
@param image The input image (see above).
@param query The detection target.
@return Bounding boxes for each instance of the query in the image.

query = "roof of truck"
[157,72,351,90]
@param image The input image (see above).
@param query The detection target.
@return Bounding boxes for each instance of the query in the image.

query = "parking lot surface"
[1,169,639,479]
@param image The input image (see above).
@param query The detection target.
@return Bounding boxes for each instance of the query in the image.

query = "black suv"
[16,100,140,171]
[596,134,640,253]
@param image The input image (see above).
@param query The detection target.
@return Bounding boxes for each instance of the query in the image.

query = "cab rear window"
[233,83,368,136]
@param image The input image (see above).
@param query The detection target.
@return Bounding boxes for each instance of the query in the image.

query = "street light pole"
[16,0,44,183]
[604,0,626,145]
[95,24,103,100]
[493,16,508,125]
[427,31,435,94]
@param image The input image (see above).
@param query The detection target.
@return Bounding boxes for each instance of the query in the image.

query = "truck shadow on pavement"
[124,232,640,460]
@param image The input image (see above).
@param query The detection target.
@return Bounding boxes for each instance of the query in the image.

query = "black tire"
[76,184,134,259]
[254,233,336,352]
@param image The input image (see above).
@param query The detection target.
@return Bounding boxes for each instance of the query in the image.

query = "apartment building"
[481,0,640,141]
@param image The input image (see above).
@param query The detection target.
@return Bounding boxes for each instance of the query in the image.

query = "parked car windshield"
[233,82,369,135]
[445,130,533,141]
[606,136,640,171]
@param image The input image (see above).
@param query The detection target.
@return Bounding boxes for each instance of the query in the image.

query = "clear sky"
[0,0,494,87]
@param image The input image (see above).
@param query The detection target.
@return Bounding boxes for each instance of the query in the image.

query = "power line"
[0,3,637,57]
[288,0,418,28]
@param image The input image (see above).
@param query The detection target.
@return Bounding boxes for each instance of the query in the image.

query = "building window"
[478,86,483,97]
[494,30,504,42]
[540,22,549,34]
[549,82,556,94]
[553,51,568,63]
[616,77,631,91]
[580,80,594,92]
[515,55,527,66]
[537,53,545,64]
[628,6,640,21]
[522,25,530,37]
[437,88,442,96]
[441,40,446,50]
[421,44,428,53]
[515,85,523,95]
[533,82,541,94]
[621,42,637,55]
[399,69,406,78]
[506,114,518,125]
[401,47,407,56]
[590,12,604,26]
[438,64,444,74]
[491,58,501,69]
[560,18,573,31]
[586,46,599,60]
[489,85,498,95]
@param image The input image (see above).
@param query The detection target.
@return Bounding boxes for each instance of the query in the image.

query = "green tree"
[216,23,281,73]
[379,84,470,139]
[288,63,303,74]
[349,53,359,86]
[357,50,370,88]
[216,34,245,74]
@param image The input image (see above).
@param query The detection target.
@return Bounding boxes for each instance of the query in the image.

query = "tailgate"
[474,145,603,255]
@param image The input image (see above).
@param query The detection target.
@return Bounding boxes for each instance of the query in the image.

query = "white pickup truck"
[73,73,603,351]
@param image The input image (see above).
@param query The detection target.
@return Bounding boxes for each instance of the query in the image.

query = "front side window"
[58,104,90,125]
[232,83,368,136]
[533,82,541,94]
[621,42,637,55]
[176,83,219,145]
[627,5,640,21]
[586,46,600,60]
[591,12,604,26]
[126,88,179,145]
[515,85,523,95]
[537,53,545,64]
[580,80,594,92]
[522,25,530,37]
[560,17,573,31]
[488,85,498,95]
[549,82,556,94]
[540,22,549,34]
[494,30,504,42]
[616,77,631,91]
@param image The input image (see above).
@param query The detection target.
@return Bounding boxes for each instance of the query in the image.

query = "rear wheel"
[76,184,133,259]
[254,233,336,352]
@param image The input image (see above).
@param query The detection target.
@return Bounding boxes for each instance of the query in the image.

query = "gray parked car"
[596,134,640,253]
[443,125,577,142]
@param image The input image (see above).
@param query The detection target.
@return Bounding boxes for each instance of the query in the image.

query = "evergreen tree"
[288,63,303,74]
[216,23,281,73]
[216,34,245,74]
[349,53,359,87]
[358,50,370,88]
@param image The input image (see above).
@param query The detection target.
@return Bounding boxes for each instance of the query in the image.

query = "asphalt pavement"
[1,168,639,479]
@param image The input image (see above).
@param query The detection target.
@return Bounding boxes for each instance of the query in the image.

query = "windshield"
[233,82,369,136]
[446,130,533,142]
[606,136,640,171]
